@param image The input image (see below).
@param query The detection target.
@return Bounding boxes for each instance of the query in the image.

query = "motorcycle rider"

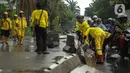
[106,18,115,33]
[96,18,107,31]
[115,13,130,60]
[91,15,98,27]
[87,18,93,26]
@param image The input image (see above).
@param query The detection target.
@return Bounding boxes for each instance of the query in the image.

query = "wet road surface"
[0,35,129,73]
[0,36,70,73]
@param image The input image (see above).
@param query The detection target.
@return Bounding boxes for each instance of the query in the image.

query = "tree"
[84,7,93,17]
[84,0,116,23]
[0,4,6,18]
[110,0,130,10]
[65,0,80,14]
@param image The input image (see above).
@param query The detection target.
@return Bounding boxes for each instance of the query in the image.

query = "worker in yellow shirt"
[0,12,12,44]
[31,2,49,54]
[76,15,90,43]
[17,11,27,45]
[12,14,18,42]
[84,27,111,64]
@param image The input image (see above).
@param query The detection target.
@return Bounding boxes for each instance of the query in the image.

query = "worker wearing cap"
[12,14,18,42]
[0,12,12,44]
[17,11,27,45]
[76,15,90,43]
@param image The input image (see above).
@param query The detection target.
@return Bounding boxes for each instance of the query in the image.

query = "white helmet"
[108,18,113,21]
[97,18,102,22]
[93,15,98,19]
[117,13,127,18]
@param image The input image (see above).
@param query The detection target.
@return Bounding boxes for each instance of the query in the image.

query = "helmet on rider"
[93,15,98,19]
[117,13,128,23]
[108,18,113,21]
[93,15,98,22]
[87,17,93,25]
[76,15,84,23]
[108,18,113,23]
[97,18,102,24]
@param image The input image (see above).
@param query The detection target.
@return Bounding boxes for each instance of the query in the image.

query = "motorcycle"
[117,28,130,60]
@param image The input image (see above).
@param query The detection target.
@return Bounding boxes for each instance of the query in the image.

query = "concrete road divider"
[71,65,103,73]
[43,54,102,73]
[63,35,76,53]
[43,54,82,73]
[47,31,59,48]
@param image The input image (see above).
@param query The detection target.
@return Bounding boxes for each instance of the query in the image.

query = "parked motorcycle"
[115,28,130,60]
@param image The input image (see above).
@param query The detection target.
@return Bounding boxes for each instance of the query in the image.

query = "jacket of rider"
[115,22,130,33]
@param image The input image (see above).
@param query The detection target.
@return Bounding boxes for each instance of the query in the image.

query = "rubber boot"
[5,37,9,44]
[96,55,100,64]
[20,36,24,45]
[1,36,5,44]
[96,55,104,64]
[17,36,21,45]
[99,55,104,64]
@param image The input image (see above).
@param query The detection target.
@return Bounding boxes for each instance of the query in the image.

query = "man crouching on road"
[31,2,49,55]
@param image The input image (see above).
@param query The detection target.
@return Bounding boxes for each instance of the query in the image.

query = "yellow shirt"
[1,18,12,30]
[17,17,27,29]
[12,18,18,29]
[31,9,48,28]
[77,21,90,36]
[84,27,106,43]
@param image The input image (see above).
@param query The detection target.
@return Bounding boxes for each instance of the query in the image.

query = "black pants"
[76,31,83,44]
[102,35,113,53]
[1,30,10,37]
[35,26,47,52]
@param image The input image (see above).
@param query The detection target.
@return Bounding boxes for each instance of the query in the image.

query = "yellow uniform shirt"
[1,18,12,30]
[31,9,48,28]
[12,19,18,36]
[17,17,27,29]
[77,21,90,36]
[12,19,18,29]
[84,27,106,44]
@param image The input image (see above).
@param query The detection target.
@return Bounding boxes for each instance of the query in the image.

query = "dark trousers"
[103,35,113,53]
[35,26,47,52]
[76,31,83,43]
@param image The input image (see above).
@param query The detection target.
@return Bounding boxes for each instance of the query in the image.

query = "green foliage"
[110,0,130,10]
[25,27,32,36]
[0,4,6,18]
[53,16,60,32]
[84,7,93,17]
[85,0,130,23]
[65,0,80,14]
[85,0,116,23]
[0,4,16,20]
